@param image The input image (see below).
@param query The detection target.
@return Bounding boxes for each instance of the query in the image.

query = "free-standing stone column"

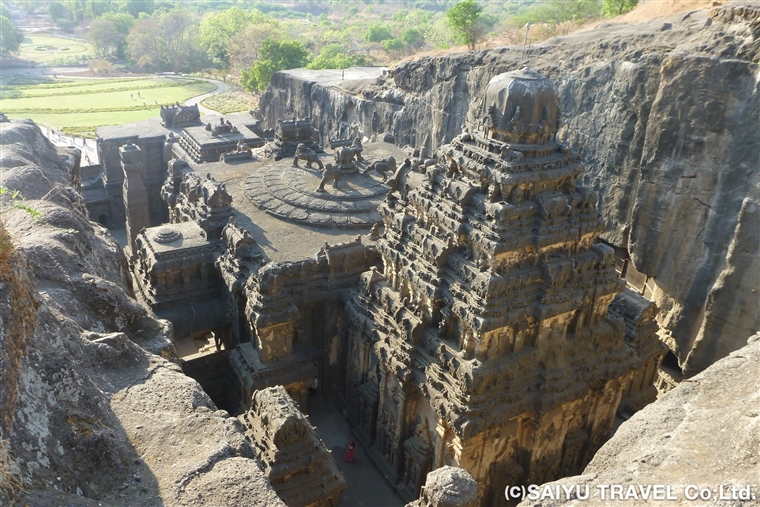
[121,142,148,256]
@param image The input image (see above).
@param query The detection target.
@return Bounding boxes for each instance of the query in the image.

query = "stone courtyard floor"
[307,394,404,507]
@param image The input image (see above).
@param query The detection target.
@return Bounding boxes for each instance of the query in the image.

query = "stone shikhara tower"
[345,69,659,505]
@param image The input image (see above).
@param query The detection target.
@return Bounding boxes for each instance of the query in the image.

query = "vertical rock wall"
[259,3,760,375]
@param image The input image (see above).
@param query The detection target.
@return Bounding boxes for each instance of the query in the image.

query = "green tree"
[159,8,197,72]
[382,37,404,53]
[241,39,308,92]
[100,11,134,33]
[227,22,283,73]
[48,2,70,22]
[602,0,637,16]
[65,0,86,21]
[400,27,424,47]
[0,3,12,20]
[445,0,483,50]
[87,0,114,18]
[17,0,35,16]
[88,19,121,57]
[99,12,134,57]
[0,15,19,54]
[119,0,154,18]
[363,22,392,43]
[126,17,163,69]
[515,0,601,29]
[307,44,370,70]
[199,7,263,65]
[241,59,277,92]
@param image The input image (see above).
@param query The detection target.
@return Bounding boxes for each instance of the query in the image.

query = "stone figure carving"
[500,145,524,162]
[334,137,364,168]
[459,125,473,142]
[220,140,252,162]
[160,103,200,127]
[362,156,397,182]
[349,122,363,140]
[292,143,323,170]
[506,105,524,134]
[210,117,238,136]
[317,163,341,192]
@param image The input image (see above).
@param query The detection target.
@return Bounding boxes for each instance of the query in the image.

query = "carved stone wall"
[99,133,169,227]
[239,386,347,507]
[344,69,662,505]
[226,238,381,410]
[171,172,233,240]
[611,288,667,414]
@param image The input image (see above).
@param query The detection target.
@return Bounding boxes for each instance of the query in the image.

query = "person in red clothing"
[343,441,356,463]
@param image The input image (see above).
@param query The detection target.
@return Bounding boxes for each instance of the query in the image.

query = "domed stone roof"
[481,68,560,144]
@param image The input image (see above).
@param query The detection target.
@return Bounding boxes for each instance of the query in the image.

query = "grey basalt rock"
[516,333,760,507]
[406,467,479,507]
[0,119,284,507]
[260,2,760,376]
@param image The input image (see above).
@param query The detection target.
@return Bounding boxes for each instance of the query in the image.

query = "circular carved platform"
[244,143,405,229]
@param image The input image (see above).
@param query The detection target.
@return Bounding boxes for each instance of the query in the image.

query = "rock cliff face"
[0,120,284,506]
[516,333,760,507]
[260,2,760,376]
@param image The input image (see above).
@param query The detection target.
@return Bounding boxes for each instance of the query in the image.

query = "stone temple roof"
[481,67,560,143]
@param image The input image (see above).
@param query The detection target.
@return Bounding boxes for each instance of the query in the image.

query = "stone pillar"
[121,142,149,256]
[405,466,479,507]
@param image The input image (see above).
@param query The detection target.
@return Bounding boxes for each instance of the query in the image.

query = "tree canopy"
[88,19,121,56]
[241,39,308,92]
[227,22,283,74]
[0,15,19,54]
[200,7,269,65]
[48,2,69,22]
[602,0,637,16]
[445,0,483,49]
[514,0,602,30]
[307,44,370,70]
[364,22,392,43]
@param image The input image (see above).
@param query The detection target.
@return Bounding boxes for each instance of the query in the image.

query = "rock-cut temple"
[83,68,666,507]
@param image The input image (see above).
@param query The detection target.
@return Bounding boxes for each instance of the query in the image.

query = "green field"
[2,77,217,138]
[19,34,96,65]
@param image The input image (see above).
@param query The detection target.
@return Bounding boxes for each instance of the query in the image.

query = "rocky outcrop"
[0,119,284,506]
[516,332,760,507]
[260,2,760,376]
[406,467,479,507]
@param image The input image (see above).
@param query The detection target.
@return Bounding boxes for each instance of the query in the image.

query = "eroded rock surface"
[261,2,760,375]
[0,119,283,506]
[517,333,760,507]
